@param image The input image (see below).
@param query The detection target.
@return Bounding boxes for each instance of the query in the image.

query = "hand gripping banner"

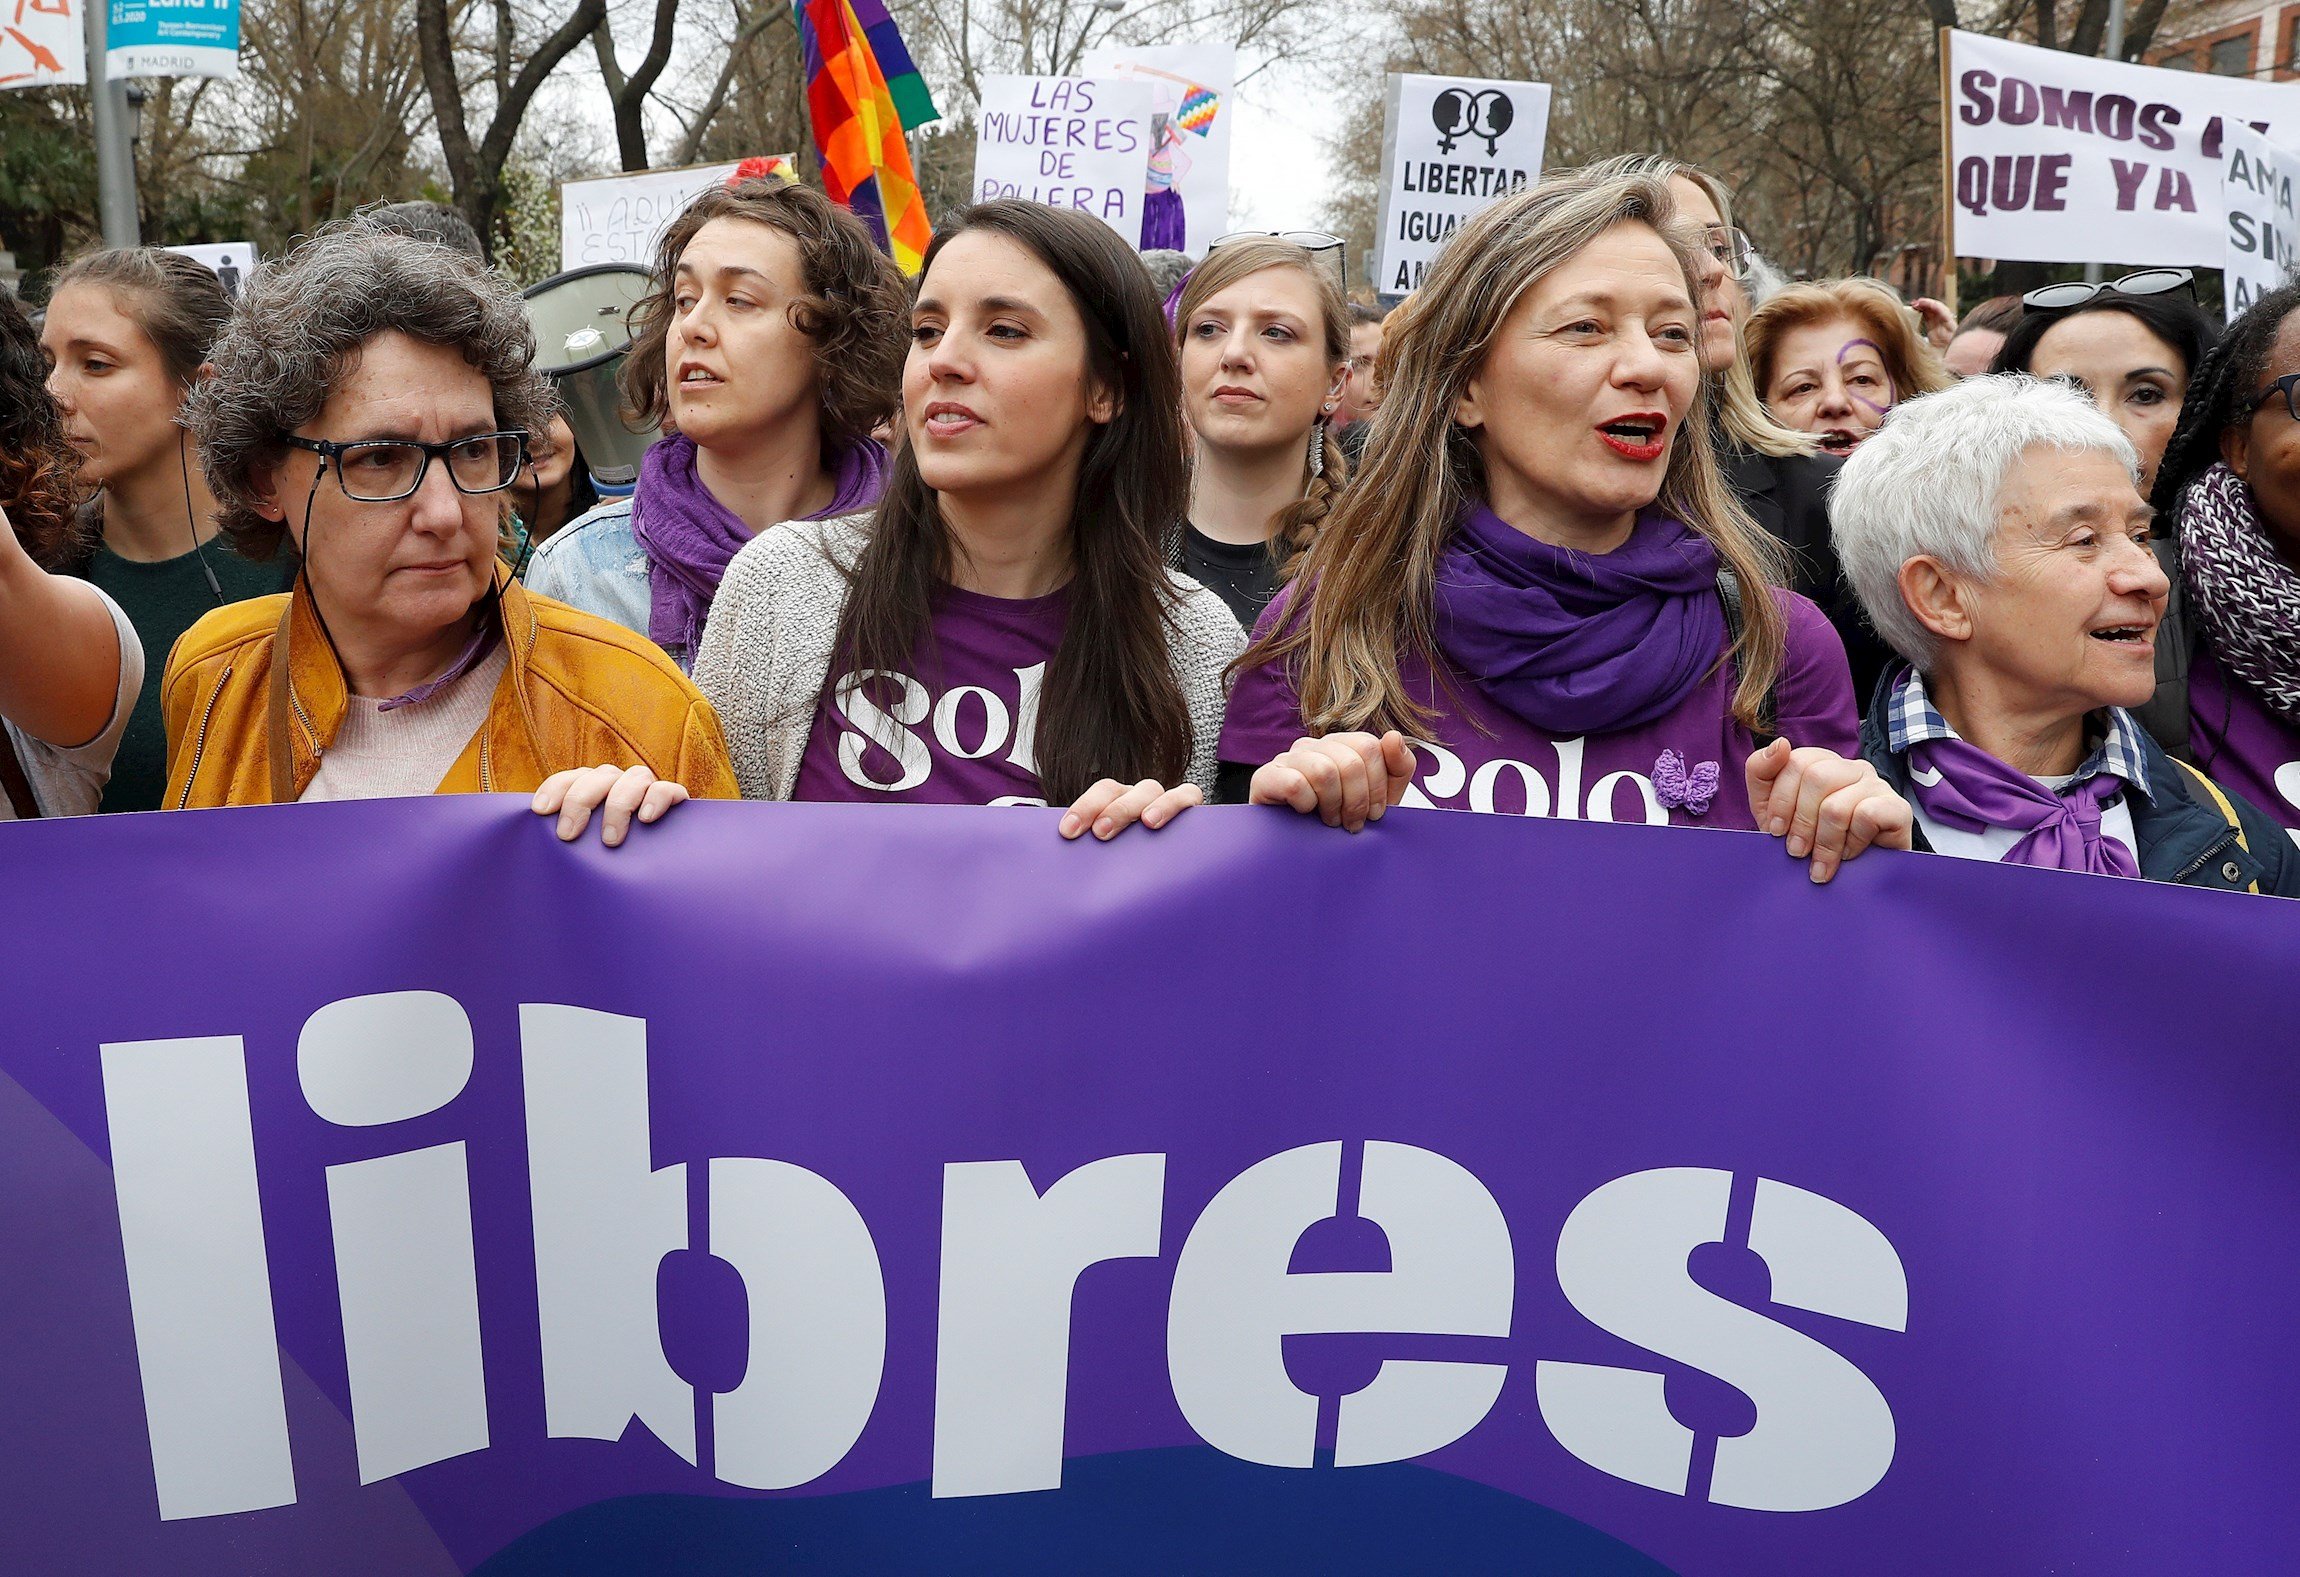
[1,798,2296,1572]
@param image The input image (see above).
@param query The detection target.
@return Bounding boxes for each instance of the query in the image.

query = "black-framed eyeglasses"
[2252,372,2300,423]
[2021,268,2194,313]
[1701,224,1755,282]
[281,431,530,503]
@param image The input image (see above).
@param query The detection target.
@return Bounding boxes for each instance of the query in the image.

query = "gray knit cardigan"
[691,514,1246,801]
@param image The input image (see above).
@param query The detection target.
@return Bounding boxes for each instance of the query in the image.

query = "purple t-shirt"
[2191,649,2300,838]
[1220,586,1858,829]
[793,584,1067,806]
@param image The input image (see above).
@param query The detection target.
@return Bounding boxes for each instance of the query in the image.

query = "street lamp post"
[84,0,141,247]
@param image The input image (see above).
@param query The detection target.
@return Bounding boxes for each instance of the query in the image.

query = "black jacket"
[1857,667,2299,896]
[1722,444,1893,709]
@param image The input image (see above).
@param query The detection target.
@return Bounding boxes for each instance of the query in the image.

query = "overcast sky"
[1225,48,1344,233]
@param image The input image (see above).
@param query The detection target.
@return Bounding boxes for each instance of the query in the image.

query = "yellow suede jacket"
[161,568,739,807]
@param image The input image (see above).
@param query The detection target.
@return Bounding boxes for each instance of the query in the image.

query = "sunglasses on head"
[2021,268,2194,313]
[1208,230,1347,293]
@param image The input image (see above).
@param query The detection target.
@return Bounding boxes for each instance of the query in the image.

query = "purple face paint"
[1836,336,1898,418]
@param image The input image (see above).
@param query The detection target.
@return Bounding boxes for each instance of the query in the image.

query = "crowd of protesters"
[1,161,2292,894]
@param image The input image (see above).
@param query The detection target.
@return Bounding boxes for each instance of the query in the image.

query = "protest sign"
[2221,122,2300,319]
[1080,43,1235,255]
[165,241,255,297]
[0,0,86,88]
[973,74,1153,241]
[106,0,237,79]
[558,158,796,272]
[4,797,2300,1571]
[560,162,740,271]
[1945,28,2300,267]
[1375,73,1550,296]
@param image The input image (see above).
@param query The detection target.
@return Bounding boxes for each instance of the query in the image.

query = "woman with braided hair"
[1170,236,1351,629]
[2145,283,2300,835]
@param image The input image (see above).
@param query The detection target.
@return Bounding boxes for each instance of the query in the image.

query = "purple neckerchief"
[1432,502,1725,736]
[631,432,888,658]
[375,607,501,712]
[1906,735,2141,878]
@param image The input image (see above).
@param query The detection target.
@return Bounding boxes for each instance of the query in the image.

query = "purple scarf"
[630,433,887,657]
[1433,503,1726,735]
[1907,736,2141,878]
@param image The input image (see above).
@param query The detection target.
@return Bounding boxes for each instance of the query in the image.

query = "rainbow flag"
[796,0,938,274]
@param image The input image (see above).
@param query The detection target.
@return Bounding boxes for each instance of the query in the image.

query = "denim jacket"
[523,496,655,655]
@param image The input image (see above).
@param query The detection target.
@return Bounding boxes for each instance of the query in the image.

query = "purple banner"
[1,797,2296,1572]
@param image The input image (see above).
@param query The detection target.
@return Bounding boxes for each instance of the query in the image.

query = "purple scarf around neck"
[630,432,887,657]
[1431,502,1726,736]
[1906,736,2141,878]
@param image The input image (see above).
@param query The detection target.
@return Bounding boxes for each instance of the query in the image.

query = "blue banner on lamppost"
[106,0,236,79]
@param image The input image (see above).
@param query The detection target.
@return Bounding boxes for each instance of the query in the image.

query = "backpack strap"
[2171,756,2261,895]
[0,726,40,820]
[1715,565,1780,745]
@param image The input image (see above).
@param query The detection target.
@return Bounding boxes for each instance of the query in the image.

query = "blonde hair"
[1239,166,1789,737]
[1602,156,1814,461]
[1174,237,1351,570]
[1745,278,1955,417]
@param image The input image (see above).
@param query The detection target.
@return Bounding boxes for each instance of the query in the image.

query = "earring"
[1308,422,1325,479]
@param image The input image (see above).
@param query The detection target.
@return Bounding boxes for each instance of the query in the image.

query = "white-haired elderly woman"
[163,217,738,843]
[1833,375,2297,893]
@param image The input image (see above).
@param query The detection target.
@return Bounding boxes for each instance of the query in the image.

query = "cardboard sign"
[2221,123,2300,319]
[972,74,1153,241]
[106,0,237,79]
[1947,29,2300,267]
[1079,43,1235,255]
[559,162,741,271]
[164,241,255,297]
[1374,72,1551,296]
[0,0,86,88]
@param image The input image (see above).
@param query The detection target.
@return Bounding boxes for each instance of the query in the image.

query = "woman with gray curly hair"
[159,218,737,843]
[1833,374,2296,893]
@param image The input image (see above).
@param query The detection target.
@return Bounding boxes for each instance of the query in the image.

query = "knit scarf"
[1906,735,2140,878]
[2179,463,2300,729]
[631,433,887,658]
[1432,503,1725,735]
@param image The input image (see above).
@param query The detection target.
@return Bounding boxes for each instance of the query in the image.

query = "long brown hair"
[1173,237,1351,569]
[621,179,908,458]
[830,200,1194,802]
[1239,166,1789,736]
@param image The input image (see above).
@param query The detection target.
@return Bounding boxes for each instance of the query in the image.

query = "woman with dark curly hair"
[2141,282,2300,833]
[525,178,910,669]
[160,218,736,844]
[0,291,143,818]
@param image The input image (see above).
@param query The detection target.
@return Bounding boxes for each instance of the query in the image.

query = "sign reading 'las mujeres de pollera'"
[1374,72,1551,295]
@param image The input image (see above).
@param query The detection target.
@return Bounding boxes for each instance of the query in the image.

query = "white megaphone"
[522,264,657,494]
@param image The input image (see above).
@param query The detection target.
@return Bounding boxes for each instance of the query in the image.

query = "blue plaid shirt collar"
[1885,669,2155,803]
